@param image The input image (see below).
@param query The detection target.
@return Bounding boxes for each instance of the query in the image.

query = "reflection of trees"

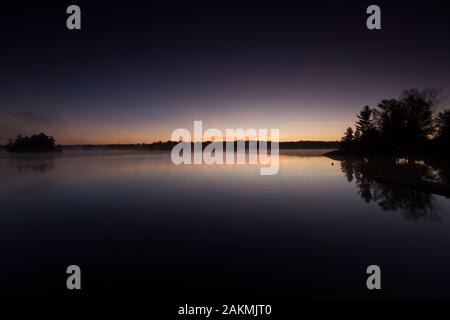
[424,158,450,185]
[8,156,56,174]
[340,158,447,222]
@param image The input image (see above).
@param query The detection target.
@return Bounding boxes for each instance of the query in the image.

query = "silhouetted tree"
[354,129,361,141]
[355,105,379,152]
[356,106,373,135]
[340,127,354,152]
[373,98,406,152]
[435,109,450,144]
[342,127,353,141]
[400,88,437,152]
[6,133,60,153]
[337,88,445,156]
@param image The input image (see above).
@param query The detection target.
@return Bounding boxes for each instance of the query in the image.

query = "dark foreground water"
[1,150,450,300]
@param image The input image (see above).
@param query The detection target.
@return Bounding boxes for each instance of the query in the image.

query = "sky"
[1,0,450,144]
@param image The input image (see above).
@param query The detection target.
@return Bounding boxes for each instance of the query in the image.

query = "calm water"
[1,150,450,300]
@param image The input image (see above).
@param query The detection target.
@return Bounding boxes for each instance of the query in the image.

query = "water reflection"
[339,158,449,222]
[2,150,450,299]
[6,154,58,174]
[425,158,450,185]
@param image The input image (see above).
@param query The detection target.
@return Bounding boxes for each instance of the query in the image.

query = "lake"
[1,149,450,300]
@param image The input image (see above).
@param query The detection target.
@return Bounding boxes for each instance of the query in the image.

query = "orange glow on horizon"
[1,120,346,145]
[55,134,341,145]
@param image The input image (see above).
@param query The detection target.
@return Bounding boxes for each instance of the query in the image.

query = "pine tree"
[342,127,354,142]
[356,106,373,137]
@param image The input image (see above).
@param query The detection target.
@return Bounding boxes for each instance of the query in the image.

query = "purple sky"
[1,0,450,144]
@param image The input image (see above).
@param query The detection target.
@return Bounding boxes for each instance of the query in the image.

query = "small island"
[6,133,61,153]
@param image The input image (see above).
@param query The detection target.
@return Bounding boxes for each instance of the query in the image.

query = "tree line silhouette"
[6,138,340,153]
[339,88,450,156]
